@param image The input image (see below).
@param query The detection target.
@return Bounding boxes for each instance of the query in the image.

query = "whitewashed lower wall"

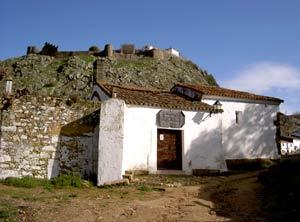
[97,99,125,185]
[122,107,156,173]
[203,99,280,159]
[183,112,226,173]
[282,139,300,154]
[122,105,226,175]
[293,139,300,149]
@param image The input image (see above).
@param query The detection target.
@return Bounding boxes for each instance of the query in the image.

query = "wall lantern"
[213,100,222,110]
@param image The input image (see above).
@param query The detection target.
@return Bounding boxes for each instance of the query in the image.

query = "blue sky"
[1,0,299,113]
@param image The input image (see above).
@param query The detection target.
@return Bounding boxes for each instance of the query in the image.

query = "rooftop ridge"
[174,83,283,103]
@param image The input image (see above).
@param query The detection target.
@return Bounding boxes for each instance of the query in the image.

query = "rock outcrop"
[0,52,218,100]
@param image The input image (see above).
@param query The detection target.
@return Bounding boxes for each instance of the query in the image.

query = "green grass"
[2,176,48,188]
[1,173,87,189]
[50,173,83,188]
[137,184,154,192]
[0,203,18,222]
[77,54,96,63]
[184,60,199,70]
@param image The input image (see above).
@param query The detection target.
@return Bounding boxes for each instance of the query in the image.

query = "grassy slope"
[0,54,218,100]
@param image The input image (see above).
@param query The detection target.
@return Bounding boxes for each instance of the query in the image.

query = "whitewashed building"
[165,48,180,57]
[280,130,300,154]
[143,45,156,51]
[92,82,283,185]
[280,136,294,155]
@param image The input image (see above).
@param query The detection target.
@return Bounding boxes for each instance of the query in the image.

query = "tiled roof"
[96,82,221,112]
[291,130,300,139]
[173,83,283,103]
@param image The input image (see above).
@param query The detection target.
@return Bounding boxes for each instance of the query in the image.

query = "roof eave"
[173,83,284,104]
[202,95,283,105]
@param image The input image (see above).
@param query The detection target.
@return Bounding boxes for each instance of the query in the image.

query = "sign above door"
[157,110,185,128]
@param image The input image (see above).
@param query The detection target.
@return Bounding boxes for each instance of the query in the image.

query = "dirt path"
[0,172,267,222]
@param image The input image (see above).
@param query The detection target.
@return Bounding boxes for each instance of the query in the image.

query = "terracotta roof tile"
[173,83,283,103]
[96,82,221,112]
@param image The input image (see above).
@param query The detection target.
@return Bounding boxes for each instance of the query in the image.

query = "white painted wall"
[97,99,125,185]
[122,106,156,173]
[203,98,280,159]
[93,86,280,181]
[183,111,227,173]
[122,105,226,175]
[165,48,180,57]
[294,139,300,152]
[294,139,300,148]
[281,141,293,154]
[143,45,155,50]
[282,139,300,154]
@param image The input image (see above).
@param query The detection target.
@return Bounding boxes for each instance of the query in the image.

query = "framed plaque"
[157,110,185,128]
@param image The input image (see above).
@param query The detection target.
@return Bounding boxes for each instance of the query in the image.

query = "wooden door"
[157,129,182,170]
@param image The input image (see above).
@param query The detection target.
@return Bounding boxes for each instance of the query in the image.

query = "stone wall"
[26,43,179,60]
[0,96,100,181]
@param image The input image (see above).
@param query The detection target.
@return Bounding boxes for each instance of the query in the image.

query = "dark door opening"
[157,129,182,170]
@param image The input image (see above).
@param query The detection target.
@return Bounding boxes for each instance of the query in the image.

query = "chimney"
[94,59,105,82]
[112,87,117,98]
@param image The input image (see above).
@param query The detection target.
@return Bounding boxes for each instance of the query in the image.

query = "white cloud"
[221,62,300,93]
[220,62,300,114]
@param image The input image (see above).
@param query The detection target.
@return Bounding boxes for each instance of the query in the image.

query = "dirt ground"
[0,171,269,222]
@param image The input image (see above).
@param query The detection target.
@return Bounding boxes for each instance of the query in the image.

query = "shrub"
[226,159,276,171]
[205,74,219,86]
[50,173,83,188]
[66,93,80,106]
[44,82,56,87]
[89,46,100,52]
[258,158,300,221]
[0,68,6,81]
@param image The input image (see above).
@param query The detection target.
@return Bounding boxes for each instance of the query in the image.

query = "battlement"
[26,42,181,60]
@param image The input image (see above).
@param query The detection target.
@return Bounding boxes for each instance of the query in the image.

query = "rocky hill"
[277,113,300,137]
[0,49,217,101]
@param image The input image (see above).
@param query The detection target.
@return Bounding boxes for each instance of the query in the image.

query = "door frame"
[156,128,183,170]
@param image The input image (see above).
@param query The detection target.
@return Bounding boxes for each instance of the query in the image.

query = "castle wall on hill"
[26,43,179,60]
[0,96,100,181]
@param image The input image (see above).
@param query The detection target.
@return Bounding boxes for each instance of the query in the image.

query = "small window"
[235,111,242,124]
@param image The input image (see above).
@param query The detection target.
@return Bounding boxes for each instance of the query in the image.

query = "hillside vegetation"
[278,112,300,137]
[0,53,217,100]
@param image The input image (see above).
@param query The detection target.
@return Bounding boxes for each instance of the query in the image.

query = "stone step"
[122,174,133,181]
[124,170,149,175]
[103,179,129,186]
[155,170,185,175]
[125,170,133,175]
[132,170,149,175]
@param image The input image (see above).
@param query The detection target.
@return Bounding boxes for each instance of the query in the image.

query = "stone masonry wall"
[0,96,100,180]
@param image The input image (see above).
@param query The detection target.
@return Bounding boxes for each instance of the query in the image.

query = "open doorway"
[157,129,182,170]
